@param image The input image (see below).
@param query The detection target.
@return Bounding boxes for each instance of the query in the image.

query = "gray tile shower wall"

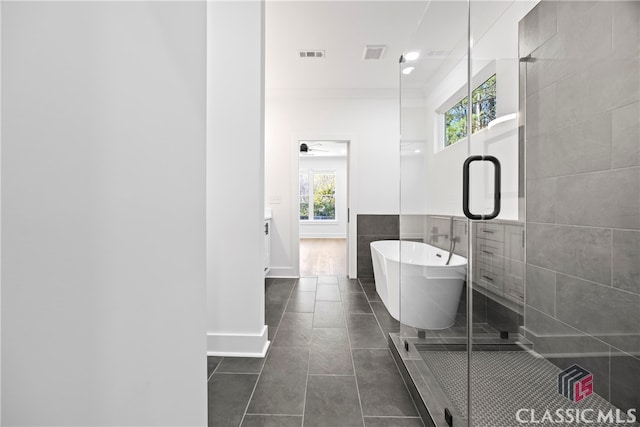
[521,0,640,412]
[357,215,399,277]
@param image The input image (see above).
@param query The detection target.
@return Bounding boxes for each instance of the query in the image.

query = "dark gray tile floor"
[208,276,423,427]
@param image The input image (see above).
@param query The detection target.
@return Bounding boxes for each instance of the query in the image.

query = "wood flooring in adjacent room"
[299,238,347,276]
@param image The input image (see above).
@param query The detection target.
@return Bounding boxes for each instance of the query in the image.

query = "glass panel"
[395,2,640,426]
[468,1,528,425]
[517,1,640,426]
[395,1,472,426]
[470,1,640,426]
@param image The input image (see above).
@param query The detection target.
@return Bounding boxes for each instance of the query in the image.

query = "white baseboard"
[207,325,270,357]
[266,266,298,278]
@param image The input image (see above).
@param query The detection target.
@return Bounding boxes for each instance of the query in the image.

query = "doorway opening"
[298,140,349,276]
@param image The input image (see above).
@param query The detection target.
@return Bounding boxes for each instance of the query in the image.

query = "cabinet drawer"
[477,222,504,242]
[477,237,504,257]
[477,252,504,270]
[505,280,524,303]
[476,259,504,276]
[477,265,504,293]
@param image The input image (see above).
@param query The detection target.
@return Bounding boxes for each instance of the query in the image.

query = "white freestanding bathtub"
[370,240,467,330]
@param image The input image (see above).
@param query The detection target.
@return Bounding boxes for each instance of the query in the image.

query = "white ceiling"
[266,0,531,92]
[265,1,429,90]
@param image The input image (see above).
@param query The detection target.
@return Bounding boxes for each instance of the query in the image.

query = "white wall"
[0,0,3,420]
[207,1,268,357]
[265,92,401,278]
[401,152,428,214]
[299,155,348,238]
[400,100,429,215]
[1,2,207,425]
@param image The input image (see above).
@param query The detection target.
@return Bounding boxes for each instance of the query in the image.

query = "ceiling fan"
[300,142,328,153]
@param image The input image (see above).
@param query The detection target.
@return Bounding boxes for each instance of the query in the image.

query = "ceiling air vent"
[299,50,325,58]
[363,45,386,60]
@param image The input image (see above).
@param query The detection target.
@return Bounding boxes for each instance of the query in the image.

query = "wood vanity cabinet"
[473,221,524,304]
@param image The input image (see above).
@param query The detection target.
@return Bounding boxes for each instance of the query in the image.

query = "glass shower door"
[465,2,528,425]
[398,1,523,425]
[467,1,640,426]
[398,1,473,425]
[399,2,639,426]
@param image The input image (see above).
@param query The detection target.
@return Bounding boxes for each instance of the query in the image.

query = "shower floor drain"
[420,351,639,427]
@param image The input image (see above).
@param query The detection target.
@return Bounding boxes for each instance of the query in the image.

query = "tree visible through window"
[299,170,336,221]
[445,74,496,147]
[299,171,310,219]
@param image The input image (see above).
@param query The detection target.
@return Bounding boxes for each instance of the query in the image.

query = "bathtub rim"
[370,239,467,268]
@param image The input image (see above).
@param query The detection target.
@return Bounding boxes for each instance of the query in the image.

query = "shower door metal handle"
[462,155,501,220]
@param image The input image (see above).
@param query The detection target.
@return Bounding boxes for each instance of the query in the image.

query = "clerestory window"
[444,74,496,147]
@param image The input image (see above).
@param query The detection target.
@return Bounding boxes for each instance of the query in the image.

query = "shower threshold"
[390,334,638,427]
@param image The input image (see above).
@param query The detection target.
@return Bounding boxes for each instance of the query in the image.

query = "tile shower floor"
[419,350,639,427]
[207,276,424,427]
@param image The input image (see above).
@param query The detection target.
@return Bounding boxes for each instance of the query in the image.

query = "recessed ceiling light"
[414,149,421,153]
[402,67,415,75]
[405,51,420,61]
